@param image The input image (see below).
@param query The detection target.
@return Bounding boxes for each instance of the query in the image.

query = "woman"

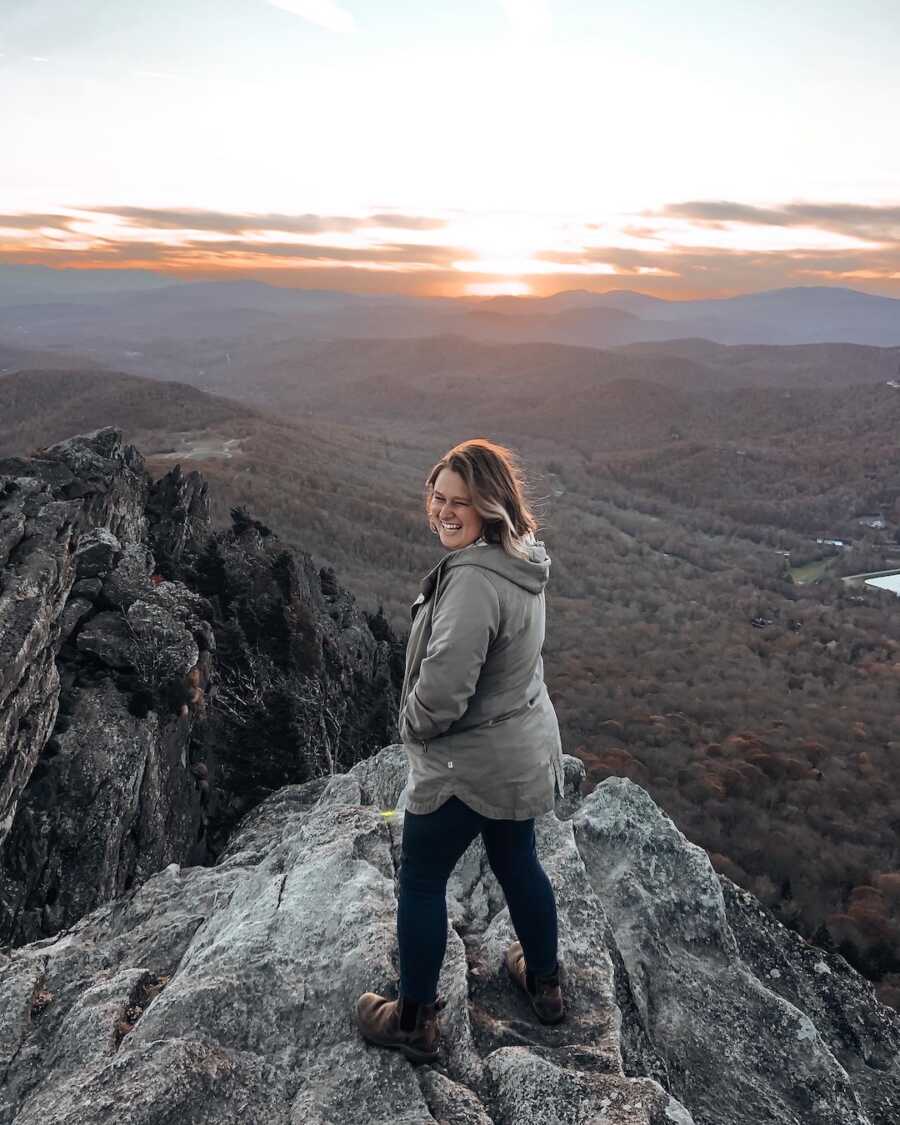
[357,438,566,1064]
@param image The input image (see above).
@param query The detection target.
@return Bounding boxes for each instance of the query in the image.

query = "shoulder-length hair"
[424,438,539,559]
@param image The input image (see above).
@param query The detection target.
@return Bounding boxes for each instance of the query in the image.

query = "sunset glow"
[466,280,532,297]
[1,1,898,298]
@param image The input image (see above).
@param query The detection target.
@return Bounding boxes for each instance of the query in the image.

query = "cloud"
[80,206,446,236]
[0,240,171,266]
[3,237,898,297]
[0,213,75,231]
[0,232,471,271]
[83,206,360,234]
[369,213,448,231]
[266,0,356,33]
[178,239,471,266]
[661,201,791,227]
[531,238,900,293]
[659,200,900,242]
[4,197,900,298]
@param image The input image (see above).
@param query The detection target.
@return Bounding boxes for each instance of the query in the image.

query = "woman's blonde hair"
[424,438,538,559]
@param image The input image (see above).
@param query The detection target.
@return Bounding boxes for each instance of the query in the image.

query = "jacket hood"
[443,537,550,594]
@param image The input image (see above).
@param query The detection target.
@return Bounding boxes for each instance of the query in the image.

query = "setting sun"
[465,279,532,296]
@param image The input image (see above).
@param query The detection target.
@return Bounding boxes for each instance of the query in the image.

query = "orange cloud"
[2,199,899,299]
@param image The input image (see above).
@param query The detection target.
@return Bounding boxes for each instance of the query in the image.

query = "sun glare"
[466,280,533,296]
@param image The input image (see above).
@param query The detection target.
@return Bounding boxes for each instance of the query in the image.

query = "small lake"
[865,574,900,596]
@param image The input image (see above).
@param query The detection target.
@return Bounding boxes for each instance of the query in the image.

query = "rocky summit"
[0,432,899,1124]
[1,751,898,1124]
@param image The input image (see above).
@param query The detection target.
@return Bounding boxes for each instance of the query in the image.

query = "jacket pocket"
[447,693,538,737]
[487,692,540,728]
[398,710,427,752]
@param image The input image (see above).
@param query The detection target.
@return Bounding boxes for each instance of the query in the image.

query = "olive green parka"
[398,536,565,819]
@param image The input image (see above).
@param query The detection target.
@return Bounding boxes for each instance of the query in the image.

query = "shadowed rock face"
[0,432,148,847]
[0,430,218,945]
[1,748,897,1125]
[0,429,400,948]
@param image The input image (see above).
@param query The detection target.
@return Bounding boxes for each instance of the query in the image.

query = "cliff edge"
[0,431,898,1124]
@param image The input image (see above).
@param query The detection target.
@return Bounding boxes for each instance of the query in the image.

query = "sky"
[2,0,899,298]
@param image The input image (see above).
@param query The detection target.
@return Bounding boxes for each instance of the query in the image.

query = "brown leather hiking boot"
[356,992,446,1063]
[505,941,565,1025]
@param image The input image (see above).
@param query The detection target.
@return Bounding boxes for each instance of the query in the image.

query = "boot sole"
[505,957,566,1025]
[359,1028,440,1064]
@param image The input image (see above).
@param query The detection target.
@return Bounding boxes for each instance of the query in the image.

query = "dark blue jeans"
[397,795,559,1004]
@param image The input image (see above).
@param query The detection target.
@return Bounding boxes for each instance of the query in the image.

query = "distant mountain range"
[473,286,900,348]
[0,266,898,348]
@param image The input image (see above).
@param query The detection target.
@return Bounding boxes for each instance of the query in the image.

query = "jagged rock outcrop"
[0,432,218,945]
[146,462,211,576]
[1,748,897,1125]
[0,431,148,847]
[0,430,400,947]
[181,503,400,853]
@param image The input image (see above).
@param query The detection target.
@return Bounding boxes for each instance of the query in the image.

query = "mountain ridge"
[2,266,899,346]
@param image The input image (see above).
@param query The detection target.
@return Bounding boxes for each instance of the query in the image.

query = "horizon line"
[1,260,898,305]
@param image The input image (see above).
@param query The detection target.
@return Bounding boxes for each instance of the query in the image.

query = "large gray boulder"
[73,528,122,580]
[573,776,900,1125]
[0,751,690,1125]
[4,747,894,1124]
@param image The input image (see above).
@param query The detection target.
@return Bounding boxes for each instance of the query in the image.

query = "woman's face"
[430,467,485,550]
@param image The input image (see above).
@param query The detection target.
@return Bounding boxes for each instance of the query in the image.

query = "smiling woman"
[356,436,566,1059]
[429,471,484,549]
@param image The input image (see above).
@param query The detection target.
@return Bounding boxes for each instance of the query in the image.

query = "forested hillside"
[2,350,899,1009]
